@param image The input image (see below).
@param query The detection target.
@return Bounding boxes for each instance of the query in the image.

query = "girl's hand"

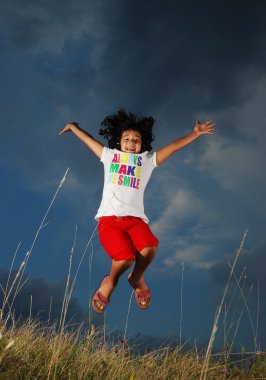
[59,122,79,135]
[194,120,216,136]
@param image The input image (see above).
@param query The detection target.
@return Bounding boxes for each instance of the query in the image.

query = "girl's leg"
[109,258,134,286]
[94,258,134,312]
[129,246,156,291]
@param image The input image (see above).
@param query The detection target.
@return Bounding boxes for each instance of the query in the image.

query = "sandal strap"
[136,289,151,299]
[93,290,109,305]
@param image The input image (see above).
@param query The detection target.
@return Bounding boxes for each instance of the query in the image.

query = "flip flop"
[91,276,114,314]
[134,288,151,309]
[128,272,151,309]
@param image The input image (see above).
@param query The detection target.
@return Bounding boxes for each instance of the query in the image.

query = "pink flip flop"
[91,276,114,314]
[134,288,151,309]
[128,272,151,309]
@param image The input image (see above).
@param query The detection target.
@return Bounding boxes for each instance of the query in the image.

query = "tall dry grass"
[0,319,266,379]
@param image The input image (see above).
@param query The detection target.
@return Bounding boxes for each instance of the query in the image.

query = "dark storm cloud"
[1,0,265,181]
[0,3,108,199]
[96,1,266,118]
[0,268,87,324]
[2,0,266,111]
[0,0,103,51]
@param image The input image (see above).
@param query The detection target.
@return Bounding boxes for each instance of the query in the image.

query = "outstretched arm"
[156,120,215,166]
[59,122,104,159]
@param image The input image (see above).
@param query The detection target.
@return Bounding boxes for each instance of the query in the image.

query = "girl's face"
[119,129,142,154]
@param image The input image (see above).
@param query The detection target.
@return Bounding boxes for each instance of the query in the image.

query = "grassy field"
[0,319,266,380]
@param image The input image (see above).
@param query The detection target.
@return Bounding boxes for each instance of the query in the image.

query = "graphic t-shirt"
[95,148,157,223]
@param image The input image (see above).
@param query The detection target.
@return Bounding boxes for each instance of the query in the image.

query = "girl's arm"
[59,123,104,159]
[156,120,215,166]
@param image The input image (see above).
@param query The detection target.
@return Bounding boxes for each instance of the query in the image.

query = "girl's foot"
[91,276,115,314]
[128,272,151,309]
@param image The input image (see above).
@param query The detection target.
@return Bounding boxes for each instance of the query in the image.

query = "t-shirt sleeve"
[151,152,158,167]
[146,152,158,168]
[100,147,108,163]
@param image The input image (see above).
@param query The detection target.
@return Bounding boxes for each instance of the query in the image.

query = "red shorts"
[98,216,159,261]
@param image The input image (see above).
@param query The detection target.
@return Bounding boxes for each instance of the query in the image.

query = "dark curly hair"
[99,109,155,152]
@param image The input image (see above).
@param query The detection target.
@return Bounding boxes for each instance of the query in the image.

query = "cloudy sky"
[1,0,266,349]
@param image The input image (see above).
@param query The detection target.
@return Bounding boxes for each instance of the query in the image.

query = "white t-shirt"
[95,147,157,223]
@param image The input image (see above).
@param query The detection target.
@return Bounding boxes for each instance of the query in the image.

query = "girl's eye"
[123,138,141,143]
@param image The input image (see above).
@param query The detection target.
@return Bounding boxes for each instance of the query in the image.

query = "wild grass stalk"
[88,238,95,330]
[59,224,78,334]
[4,242,21,299]
[0,168,70,323]
[123,289,134,346]
[103,310,106,344]
[48,297,53,325]
[200,228,248,380]
[29,295,33,326]
[223,303,227,354]
[0,258,27,321]
[225,267,247,340]
[256,279,260,351]
[65,224,98,326]
[228,284,253,356]
[229,263,257,352]
[179,261,184,346]
[0,337,14,365]
[13,169,70,303]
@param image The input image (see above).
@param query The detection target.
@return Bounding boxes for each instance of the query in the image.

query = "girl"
[59,109,215,313]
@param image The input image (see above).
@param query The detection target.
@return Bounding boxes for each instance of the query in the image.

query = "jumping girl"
[59,109,215,313]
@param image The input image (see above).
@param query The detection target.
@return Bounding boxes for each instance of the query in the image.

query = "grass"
[0,320,266,379]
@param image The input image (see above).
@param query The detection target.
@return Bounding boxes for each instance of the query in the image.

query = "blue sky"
[1,0,266,350]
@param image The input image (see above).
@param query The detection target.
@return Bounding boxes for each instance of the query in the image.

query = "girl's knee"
[112,258,134,268]
[140,246,157,257]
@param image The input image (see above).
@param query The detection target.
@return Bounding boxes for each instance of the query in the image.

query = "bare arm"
[59,122,104,159]
[156,120,215,166]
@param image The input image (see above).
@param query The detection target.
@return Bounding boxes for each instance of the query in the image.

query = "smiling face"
[119,129,142,153]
